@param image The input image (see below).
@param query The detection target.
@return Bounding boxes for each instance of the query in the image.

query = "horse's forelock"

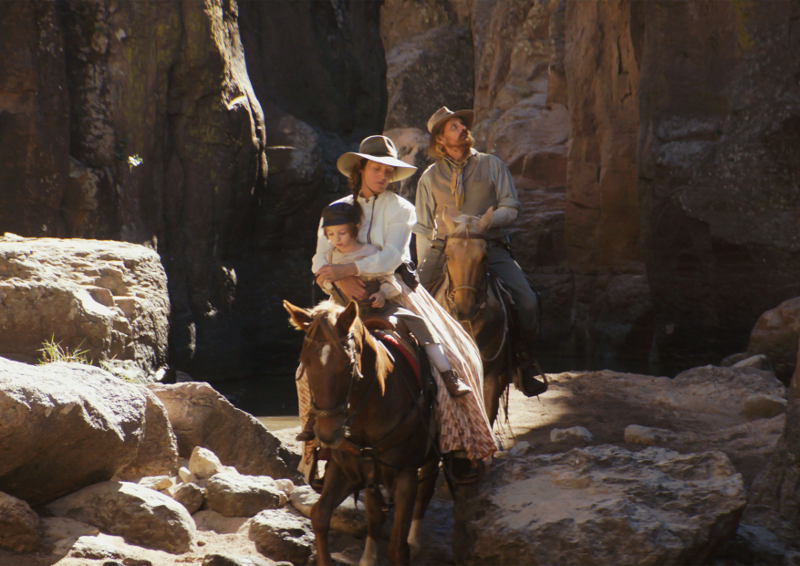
[449,213,485,236]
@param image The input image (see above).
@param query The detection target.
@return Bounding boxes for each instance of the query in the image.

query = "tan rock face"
[0,235,169,371]
[563,0,641,268]
[0,359,147,506]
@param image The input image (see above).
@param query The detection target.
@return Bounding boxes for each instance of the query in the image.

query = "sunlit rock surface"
[0,235,168,371]
[454,446,746,565]
[0,359,146,505]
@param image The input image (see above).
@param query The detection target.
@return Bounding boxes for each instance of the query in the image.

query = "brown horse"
[284,299,439,566]
[433,207,514,425]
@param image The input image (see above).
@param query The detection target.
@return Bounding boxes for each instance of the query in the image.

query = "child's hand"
[370,292,385,308]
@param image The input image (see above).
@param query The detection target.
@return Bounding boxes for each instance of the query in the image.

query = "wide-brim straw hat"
[427,106,475,137]
[336,135,417,182]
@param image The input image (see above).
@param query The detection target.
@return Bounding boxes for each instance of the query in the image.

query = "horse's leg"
[408,459,439,559]
[483,368,502,427]
[387,467,419,565]
[310,461,354,566]
[359,485,385,566]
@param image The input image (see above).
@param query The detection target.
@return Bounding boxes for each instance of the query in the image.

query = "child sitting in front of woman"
[317,202,401,314]
[296,201,471,441]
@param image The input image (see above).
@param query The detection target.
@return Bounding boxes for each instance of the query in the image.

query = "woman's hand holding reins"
[316,263,356,283]
[315,263,368,301]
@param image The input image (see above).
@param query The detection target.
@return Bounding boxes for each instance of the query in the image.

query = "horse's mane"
[449,213,487,237]
[305,300,390,393]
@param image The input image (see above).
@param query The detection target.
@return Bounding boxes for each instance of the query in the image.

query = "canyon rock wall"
[0,0,386,383]
[637,0,800,367]
[3,0,800,383]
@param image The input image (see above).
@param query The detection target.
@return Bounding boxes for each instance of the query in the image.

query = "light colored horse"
[434,207,516,425]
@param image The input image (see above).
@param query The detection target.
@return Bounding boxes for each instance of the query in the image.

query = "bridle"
[442,232,490,320]
[303,316,371,426]
[441,233,509,363]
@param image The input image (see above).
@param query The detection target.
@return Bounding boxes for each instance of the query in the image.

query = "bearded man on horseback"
[414,106,547,397]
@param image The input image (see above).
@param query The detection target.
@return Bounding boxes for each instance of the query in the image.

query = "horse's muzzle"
[315,420,346,449]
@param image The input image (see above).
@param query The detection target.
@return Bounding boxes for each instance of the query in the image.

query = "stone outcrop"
[0,358,146,505]
[0,492,40,553]
[453,446,746,565]
[0,235,169,371]
[118,388,180,481]
[637,2,800,368]
[747,297,800,385]
[46,480,196,554]
[148,382,302,483]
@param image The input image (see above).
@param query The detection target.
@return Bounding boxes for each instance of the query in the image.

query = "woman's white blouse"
[311,191,416,277]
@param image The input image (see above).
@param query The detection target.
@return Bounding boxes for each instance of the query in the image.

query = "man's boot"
[519,369,548,397]
[441,369,472,397]
[295,414,316,442]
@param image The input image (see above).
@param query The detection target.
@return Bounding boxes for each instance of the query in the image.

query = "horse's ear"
[284,300,313,331]
[441,205,457,233]
[336,301,358,335]
[478,206,494,233]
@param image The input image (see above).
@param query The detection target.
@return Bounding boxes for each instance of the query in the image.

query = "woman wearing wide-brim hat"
[295,135,496,483]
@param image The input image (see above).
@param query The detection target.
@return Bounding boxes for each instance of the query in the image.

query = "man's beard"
[445,132,475,154]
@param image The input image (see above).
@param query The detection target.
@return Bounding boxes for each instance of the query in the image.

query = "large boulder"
[46,480,196,554]
[117,388,179,481]
[0,491,40,553]
[0,235,169,371]
[0,358,146,505]
[747,297,800,385]
[637,2,800,368]
[149,382,302,483]
[454,446,746,565]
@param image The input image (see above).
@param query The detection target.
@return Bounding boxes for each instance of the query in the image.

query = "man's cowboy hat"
[427,106,475,137]
[336,135,417,182]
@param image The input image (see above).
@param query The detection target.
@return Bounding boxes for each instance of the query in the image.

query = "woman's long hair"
[347,158,368,220]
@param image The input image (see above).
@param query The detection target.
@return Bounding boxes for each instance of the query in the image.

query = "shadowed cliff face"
[637,0,800,367]
[0,0,385,381]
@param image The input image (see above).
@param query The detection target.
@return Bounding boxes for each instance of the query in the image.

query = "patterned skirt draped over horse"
[295,282,496,473]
